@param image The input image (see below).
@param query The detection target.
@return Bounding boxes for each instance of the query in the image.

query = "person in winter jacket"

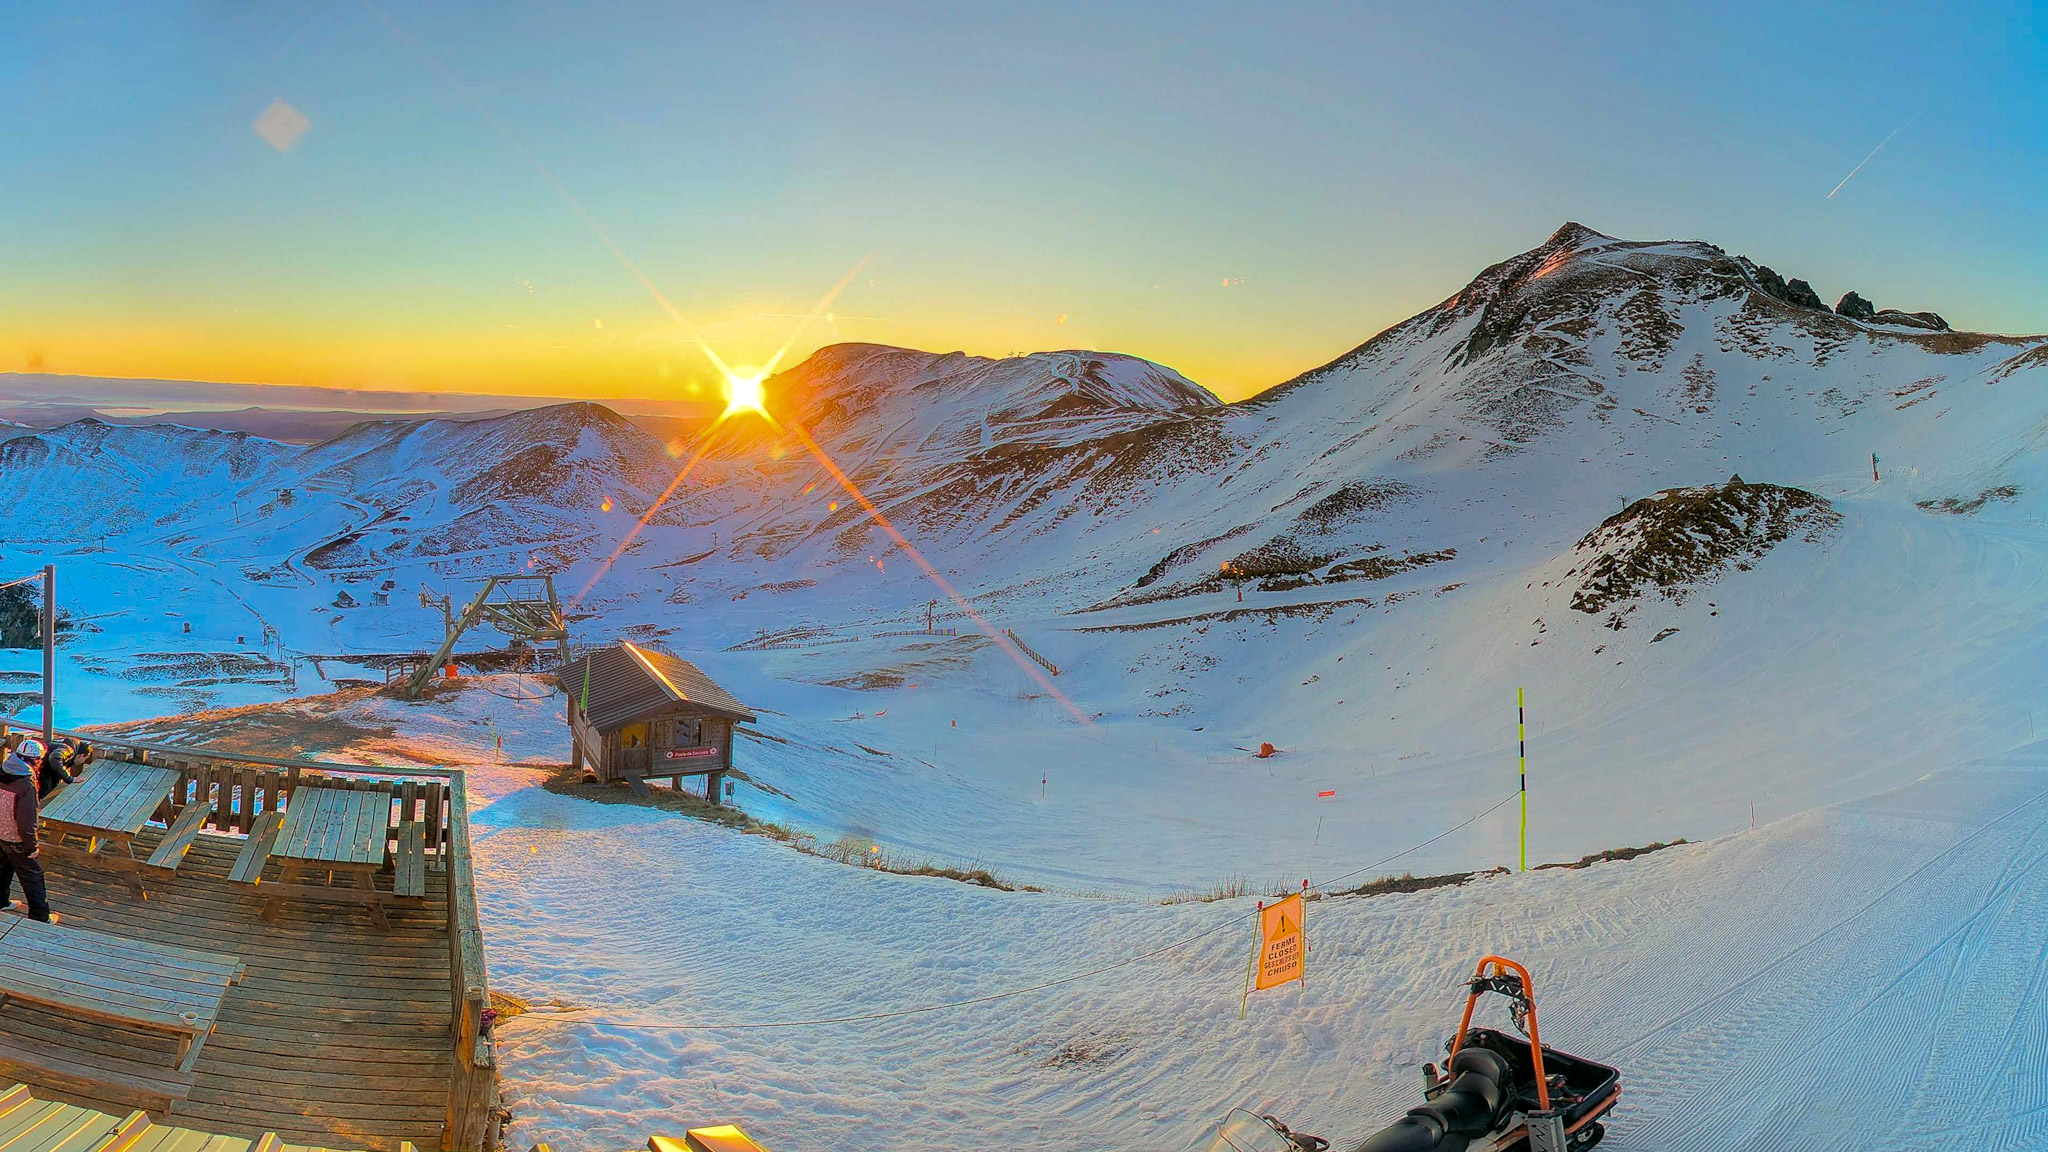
[0,739,51,922]
[36,738,90,798]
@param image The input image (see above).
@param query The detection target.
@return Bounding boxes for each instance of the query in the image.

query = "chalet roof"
[559,643,757,730]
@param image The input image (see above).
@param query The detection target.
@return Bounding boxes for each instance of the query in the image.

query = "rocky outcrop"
[1744,262,1830,312]
[1832,289,1950,331]
[1782,278,1827,310]
[1874,309,1950,331]
[1565,477,1842,623]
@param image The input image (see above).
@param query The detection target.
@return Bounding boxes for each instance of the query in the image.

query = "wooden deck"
[0,829,453,1152]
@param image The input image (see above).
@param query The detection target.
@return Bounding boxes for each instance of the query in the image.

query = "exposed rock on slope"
[656,345,1232,574]
[1917,486,2020,515]
[770,344,1217,444]
[1565,477,1841,624]
[1875,309,1949,331]
[1834,291,1949,331]
[1743,262,1828,311]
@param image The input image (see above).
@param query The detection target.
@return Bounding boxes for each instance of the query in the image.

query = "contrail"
[1828,119,1914,199]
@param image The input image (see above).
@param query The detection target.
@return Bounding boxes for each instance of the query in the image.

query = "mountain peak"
[772,343,1218,434]
[1543,221,1615,250]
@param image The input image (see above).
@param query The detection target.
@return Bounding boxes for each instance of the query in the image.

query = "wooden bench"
[0,918,243,1078]
[143,795,216,873]
[227,810,285,884]
[395,820,427,899]
[0,1031,198,1112]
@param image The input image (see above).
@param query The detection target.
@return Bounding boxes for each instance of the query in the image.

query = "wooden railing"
[2,720,501,1151]
[443,770,498,1152]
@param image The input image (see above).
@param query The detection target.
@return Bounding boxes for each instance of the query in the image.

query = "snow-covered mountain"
[41,224,2048,1152]
[19,222,2048,885]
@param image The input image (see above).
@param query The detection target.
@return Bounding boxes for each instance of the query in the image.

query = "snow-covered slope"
[114,677,2048,1152]
[18,222,2048,893]
[45,225,2048,1152]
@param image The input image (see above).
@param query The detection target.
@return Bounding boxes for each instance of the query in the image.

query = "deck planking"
[0,831,453,1152]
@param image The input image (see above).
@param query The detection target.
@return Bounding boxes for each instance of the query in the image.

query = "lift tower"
[403,574,570,698]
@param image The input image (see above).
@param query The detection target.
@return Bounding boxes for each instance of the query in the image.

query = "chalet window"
[649,717,703,747]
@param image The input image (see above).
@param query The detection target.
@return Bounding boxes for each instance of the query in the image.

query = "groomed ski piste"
[483,740,2048,1152]
[27,223,2048,1149]
[113,678,2048,1151]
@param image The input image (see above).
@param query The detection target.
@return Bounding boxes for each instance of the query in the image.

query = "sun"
[720,369,769,420]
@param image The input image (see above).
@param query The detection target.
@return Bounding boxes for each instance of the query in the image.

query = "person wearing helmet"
[5,738,45,784]
[0,738,51,922]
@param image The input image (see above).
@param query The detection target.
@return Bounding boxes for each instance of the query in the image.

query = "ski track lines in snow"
[469,736,2048,1152]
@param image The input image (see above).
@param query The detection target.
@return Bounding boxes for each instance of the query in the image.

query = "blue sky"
[0,1,2041,400]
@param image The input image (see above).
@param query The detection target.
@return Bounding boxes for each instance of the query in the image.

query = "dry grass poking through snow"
[1162,843,1689,906]
[1534,839,1688,870]
[790,831,1019,891]
[1323,867,1507,900]
[1158,875,1300,905]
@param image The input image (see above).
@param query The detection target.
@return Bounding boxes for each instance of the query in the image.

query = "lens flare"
[782,418,1092,725]
[721,370,769,420]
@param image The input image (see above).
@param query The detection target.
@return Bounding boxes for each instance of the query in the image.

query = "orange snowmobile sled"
[1356,956,1620,1152]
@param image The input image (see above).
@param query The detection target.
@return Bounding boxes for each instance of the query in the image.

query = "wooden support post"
[705,770,727,807]
[40,564,54,748]
[568,697,584,776]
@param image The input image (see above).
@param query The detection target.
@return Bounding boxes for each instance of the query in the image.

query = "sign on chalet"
[561,643,756,801]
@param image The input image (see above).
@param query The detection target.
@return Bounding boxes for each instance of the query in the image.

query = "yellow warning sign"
[1254,892,1306,990]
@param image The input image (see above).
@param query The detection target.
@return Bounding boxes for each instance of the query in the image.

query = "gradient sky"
[3,2,2043,403]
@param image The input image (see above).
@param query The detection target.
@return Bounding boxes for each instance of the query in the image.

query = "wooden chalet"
[559,644,755,800]
[0,729,499,1152]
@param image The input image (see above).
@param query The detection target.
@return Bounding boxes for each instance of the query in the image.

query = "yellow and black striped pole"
[1518,687,1527,873]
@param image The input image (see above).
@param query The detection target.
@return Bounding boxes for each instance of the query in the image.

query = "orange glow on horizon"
[0,303,1307,405]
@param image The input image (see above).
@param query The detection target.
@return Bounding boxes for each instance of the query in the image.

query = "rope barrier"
[502,789,1522,1033]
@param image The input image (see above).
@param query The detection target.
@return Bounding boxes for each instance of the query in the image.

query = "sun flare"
[720,370,769,420]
